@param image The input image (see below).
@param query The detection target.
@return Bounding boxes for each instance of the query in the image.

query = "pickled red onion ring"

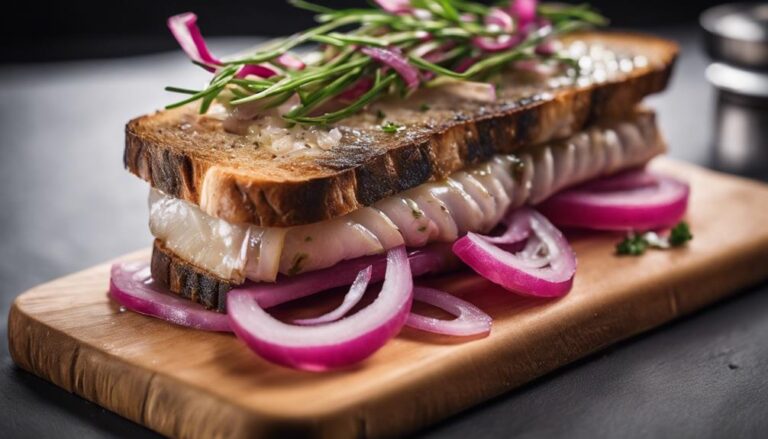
[293,266,372,325]
[452,207,576,297]
[538,170,690,231]
[109,261,230,332]
[227,246,413,371]
[406,287,492,336]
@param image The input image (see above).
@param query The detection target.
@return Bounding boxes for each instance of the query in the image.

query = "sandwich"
[112,0,687,370]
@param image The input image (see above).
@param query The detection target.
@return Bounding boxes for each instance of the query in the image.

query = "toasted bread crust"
[126,32,678,228]
[151,239,232,311]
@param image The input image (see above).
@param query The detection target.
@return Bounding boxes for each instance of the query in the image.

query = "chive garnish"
[165,1,606,125]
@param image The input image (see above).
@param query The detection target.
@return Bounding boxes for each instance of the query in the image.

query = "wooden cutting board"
[9,159,768,439]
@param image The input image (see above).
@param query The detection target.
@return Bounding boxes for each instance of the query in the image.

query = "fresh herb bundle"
[165,1,606,125]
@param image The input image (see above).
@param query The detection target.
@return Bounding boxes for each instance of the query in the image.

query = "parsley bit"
[669,221,693,246]
[376,109,386,120]
[616,234,648,256]
[419,103,431,112]
[380,121,403,134]
[615,221,693,256]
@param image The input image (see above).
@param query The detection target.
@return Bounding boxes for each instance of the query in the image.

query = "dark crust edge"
[151,239,233,312]
[126,34,678,228]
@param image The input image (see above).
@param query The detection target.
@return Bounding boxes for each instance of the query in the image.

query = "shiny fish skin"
[149,116,662,282]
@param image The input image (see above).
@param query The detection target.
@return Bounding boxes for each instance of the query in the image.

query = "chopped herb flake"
[376,109,386,120]
[381,121,404,134]
[288,253,309,276]
[616,234,648,256]
[417,225,428,232]
[669,221,693,246]
[419,103,431,112]
[616,221,693,256]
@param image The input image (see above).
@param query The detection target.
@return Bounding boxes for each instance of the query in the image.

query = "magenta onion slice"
[339,77,374,101]
[538,170,690,231]
[576,168,660,192]
[406,287,492,336]
[509,0,538,28]
[361,47,420,91]
[453,207,576,297]
[472,33,524,53]
[167,12,220,70]
[227,247,413,371]
[109,261,230,332]
[293,266,372,325]
[486,7,515,31]
[473,3,525,52]
[374,0,412,14]
[482,213,531,244]
[236,64,279,79]
[455,56,479,73]
[246,244,450,309]
[276,53,305,70]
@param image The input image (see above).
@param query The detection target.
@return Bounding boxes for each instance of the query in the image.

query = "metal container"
[701,2,768,70]
[701,3,768,180]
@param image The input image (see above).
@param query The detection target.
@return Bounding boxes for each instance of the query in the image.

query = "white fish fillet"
[149,115,663,282]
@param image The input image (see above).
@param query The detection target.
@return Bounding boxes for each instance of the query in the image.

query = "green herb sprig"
[166,1,606,126]
[616,222,693,256]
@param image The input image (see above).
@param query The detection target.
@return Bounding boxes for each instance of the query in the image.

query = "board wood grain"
[8,159,768,439]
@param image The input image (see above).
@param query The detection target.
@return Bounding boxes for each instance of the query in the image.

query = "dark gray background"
[2,19,768,439]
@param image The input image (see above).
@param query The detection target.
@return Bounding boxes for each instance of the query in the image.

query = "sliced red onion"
[241,244,451,309]
[577,168,660,192]
[293,266,372,325]
[109,261,230,332]
[406,287,492,336]
[276,53,306,71]
[374,0,412,14]
[482,212,531,244]
[227,246,413,371]
[167,12,221,70]
[487,7,514,32]
[509,0,538,28]
[538,170,690,231]
[361,47,420,91]
[339,77,374,101]
[452,207,576,297]
[534,40,557,56]
[236,64,279,79]
[455,57,479,73]
[472,33,524,53]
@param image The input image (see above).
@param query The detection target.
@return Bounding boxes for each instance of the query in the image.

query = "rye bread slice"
[125,32,678,228]
[151,239,232,311]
